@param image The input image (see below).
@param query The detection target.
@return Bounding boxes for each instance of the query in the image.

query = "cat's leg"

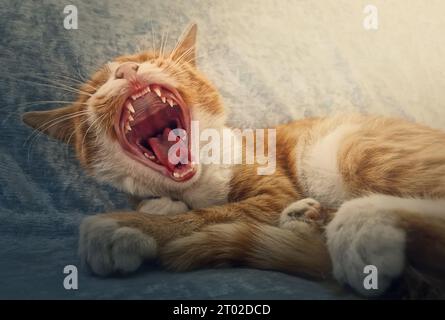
[137,197,189,215]
[79,198,188,275]
[325,194,445,297]
[79,192,300,276]
[157,198,331,277]
[79,215,158,275]
[161,221,331,278]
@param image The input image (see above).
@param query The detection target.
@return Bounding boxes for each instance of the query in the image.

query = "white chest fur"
[298,124,358,208]
[181,163,233,209]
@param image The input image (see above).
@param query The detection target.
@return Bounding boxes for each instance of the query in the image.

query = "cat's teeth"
[147,86,151,92]
[167,98,174,107]
[161,96,166,103]
[128,114,134,122]
[144,152,155,160]
[173,166,194,179]
[125,122,132,132]
[154,87,162,98]
[126,102,135,113]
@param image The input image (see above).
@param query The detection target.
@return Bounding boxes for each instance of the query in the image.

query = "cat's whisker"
[25,111,91,162]
[168,45,196,70]
[81,112,108,152]
[63,114,97,157]
[150,21,157,54]
[23,119,84,151]
[13,71,88,86]
[169,35,182,60]
[169,24,197,61]
[25,102,107,161]
[160,14,173,58]
[93,114,112,145]
[172,46,195,66]
[162,50,196,77]
[25,71,96,90]
[17,100,88,108]
[158,30,165,58]
[74,56,90,82]
[3,97,90,126]
[7,76,93,97]
[25,111,91,146]
[18,74,94,96]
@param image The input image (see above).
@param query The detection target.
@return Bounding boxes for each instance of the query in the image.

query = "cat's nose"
[115,62,139,79]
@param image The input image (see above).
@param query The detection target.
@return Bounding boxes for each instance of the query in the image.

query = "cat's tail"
[325,195,445,298]
[160,221,332,280]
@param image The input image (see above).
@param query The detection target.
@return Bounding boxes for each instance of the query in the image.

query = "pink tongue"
[148,128,187,171]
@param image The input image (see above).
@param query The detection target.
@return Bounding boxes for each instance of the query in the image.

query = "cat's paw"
[137,197,188,215]
[279,198,324,229]
[326,197,406,297]
[79,215,157,276]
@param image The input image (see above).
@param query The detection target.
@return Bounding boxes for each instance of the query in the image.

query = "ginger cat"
[23,24,445,298]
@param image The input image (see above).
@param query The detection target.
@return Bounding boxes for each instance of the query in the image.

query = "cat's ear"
[171,23,197,66]
[22,105,79,143]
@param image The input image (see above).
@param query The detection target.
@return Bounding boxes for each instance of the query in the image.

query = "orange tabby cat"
[23,24,445,298]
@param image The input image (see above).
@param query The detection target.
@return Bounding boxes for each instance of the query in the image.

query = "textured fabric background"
[1,0,444,299]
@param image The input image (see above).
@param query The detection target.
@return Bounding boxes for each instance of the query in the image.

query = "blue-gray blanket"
[3,0,443,299]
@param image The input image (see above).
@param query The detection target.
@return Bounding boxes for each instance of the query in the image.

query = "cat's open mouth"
[114,83,196,182]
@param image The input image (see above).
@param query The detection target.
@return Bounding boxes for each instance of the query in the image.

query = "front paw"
[79,215,157,276]
[279,198,324,229]
[137,197,188,215]
[326,198,406,296]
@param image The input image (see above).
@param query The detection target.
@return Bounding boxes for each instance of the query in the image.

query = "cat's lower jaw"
[137,197,189,215]
[79,216,157,276]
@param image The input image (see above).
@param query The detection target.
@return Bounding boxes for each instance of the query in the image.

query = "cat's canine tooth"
[154,87,162,97]
[167,98,174,107]
[125,122,132,132]
[161,96,166,103]
[147,86,151,92]
[131,95,137,101]
[126,102,135,113]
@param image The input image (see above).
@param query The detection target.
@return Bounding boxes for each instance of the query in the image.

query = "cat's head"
[22,23,226,196]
